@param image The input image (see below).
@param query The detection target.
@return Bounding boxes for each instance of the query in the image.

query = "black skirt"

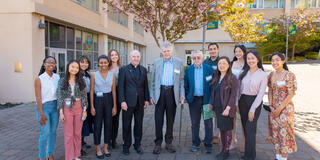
[213,81,234,131]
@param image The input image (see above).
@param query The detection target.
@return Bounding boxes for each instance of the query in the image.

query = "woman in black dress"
[210,56,240,160]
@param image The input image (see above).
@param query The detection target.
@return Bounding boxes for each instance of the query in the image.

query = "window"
[291,0,319,8]
[45,21,48,47]
[45,21,99,70]
[108,6,129,27]
[67,27,75,49]
[264,0,279,8]
[49,22,65,48]
[108,38,128,65]
[134,20,144,36]
[250,0,284,8]
[75,30,82,50]
[73,0,99,12]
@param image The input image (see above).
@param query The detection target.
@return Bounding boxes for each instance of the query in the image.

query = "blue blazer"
[184,63,214,104]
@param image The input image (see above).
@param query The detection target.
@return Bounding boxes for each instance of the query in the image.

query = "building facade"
[0,0,146,103]
[1,0,319,103]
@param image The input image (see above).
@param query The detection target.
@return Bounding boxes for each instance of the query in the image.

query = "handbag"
[263,104,271,112]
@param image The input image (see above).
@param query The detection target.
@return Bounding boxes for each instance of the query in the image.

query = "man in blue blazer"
[185,50,214,153]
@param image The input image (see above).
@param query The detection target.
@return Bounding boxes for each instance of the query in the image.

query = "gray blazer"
[150,57,185,105]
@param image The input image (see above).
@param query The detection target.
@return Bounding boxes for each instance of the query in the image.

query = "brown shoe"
[165,144,176,153]
[153,145,161,154]
[212,136,220,144]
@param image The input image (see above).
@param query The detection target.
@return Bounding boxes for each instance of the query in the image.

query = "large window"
[108,6,128,27]
[73,0,99,12]
[49,22,66,48]
[108,38,128,65]
[291,0,319,8]
[45,21,99,70]
[134,20,144,36]
[250,0,284,8]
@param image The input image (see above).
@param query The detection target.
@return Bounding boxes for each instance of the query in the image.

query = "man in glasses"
[184,50,214,153]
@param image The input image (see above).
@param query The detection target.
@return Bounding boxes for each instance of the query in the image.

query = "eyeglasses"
[192,57,201,60]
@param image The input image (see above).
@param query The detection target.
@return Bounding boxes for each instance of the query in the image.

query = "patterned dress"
[267,71,297,154]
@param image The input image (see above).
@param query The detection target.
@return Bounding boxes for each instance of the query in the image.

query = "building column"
[127,42,134,62]
[99,34,108,56]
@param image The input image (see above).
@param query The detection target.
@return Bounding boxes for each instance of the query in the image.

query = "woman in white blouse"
[34,56,60,160]
[238,50,268,160]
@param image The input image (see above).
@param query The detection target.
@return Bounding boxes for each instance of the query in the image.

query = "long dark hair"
[270,52,289,71]
[239,50,264,81]
[108,49,121,66]
[78,55,91,78]
[211,56,233,89]
[38,56,57,76]
[232,44,247,64]
[62,60,86,91]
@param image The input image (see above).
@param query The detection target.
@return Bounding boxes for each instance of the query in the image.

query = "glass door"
[49,48,67,77]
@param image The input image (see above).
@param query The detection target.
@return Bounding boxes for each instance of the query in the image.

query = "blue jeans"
[189,97,213,147]
[36,100,59,159]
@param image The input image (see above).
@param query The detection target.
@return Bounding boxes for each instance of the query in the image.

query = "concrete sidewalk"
[0,102,319,160]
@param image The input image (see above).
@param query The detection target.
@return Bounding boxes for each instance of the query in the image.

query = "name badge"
[206,75,213,81]
[276,80,286,87]
[96,92,103,97]
[212,66,217,70]
[174,69,180,74]
[65,100,71,106]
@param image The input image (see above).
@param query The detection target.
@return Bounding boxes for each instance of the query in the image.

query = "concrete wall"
[0,13,34,103]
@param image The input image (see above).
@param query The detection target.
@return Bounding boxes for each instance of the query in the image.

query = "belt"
[161,85,174,89]
[194,96,203,99]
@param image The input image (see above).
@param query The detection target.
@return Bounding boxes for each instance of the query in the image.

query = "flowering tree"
[103,0,266,46]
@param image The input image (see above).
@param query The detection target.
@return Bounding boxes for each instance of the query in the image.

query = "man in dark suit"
[185,50,214,153]
[118,50,150,155]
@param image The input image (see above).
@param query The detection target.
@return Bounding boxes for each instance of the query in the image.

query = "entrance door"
[49,48,67,77]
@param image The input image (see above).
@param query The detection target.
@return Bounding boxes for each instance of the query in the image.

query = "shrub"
[305,52,319,60]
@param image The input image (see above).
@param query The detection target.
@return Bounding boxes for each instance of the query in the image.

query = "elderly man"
[118,50,150,155]
[150,42,185,154]
[203,42,220,144]
[185,50,214,153]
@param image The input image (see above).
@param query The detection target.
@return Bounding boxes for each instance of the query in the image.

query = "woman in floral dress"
[266,52,297,160]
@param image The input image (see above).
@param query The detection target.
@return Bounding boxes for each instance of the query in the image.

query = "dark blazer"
[184,63,214,104]
[211,74,240,118]
[118,64,150,107]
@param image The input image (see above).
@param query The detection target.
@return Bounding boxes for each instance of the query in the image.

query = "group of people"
[34,41,297,160]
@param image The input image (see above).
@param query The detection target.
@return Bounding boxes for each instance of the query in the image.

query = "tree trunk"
[291,43,296,61]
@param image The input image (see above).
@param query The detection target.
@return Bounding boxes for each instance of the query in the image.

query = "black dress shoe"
[153,145,161,154]
[165,144,176,153]
[134,145,143,154]
[123,148,130,155]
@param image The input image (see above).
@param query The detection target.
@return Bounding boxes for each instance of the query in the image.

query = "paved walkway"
[0,64,320,160]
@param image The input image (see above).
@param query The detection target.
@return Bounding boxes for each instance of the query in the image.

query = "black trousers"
[93,93,113,145]
[122,102,144,149]
[82,93,94,137]
[110,89,121,144]
[239,94,262,160]
[154,86,177,146]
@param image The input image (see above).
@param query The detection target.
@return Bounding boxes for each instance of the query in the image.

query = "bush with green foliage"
[305,52,319,60]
